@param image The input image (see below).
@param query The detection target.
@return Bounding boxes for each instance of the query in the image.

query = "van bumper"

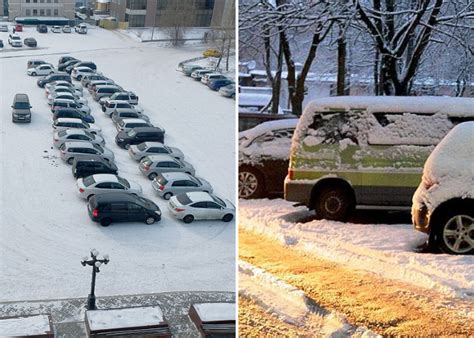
[284,177,313,207]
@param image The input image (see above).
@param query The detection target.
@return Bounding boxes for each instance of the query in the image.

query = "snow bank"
[240,199,474,299]
[0,314,51,335]
[86,306,164,330]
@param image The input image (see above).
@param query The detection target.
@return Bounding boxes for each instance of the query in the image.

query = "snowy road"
[0,26,235,301]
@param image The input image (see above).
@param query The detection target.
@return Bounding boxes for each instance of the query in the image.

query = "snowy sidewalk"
[0,291,235,337]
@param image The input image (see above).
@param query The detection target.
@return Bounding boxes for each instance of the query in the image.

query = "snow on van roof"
[304,96,474,116]
[239,93,271,107]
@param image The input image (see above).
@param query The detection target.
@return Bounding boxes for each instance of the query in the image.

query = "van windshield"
[14,101,30,109]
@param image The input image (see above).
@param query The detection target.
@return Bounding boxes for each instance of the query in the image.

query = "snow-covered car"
[53,129,105,148]
[75,23,87,34]
[115,118,154,133]
[51,98,91,114]
[27,64,55,76]
[412,122,474,255]
[47,92,87,106]
[168,192,234,223]
[139,154,195,180]
[111,110,150,125]
[201,73,229,85]
[99,91,139,106]
[52,118,101,135]
[152,172,213,200]
[51,26,61,33]
[72,66,99,80]
[0,24,8,32]
[46,85,83,97]
[191,69,213,80]
[82,74,110,88]
[87,80,116,91]
[128,142,184,161]
[45,80,82,92]
[62,25,71,33]
[102,100,143,116]
[23,37,37,47]
[219,83,235,98]
[8,34,22,47]
[239,118,298,199]
[59,141,114,164]
[77,174,142,200]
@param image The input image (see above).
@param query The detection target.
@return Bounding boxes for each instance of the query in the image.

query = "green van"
[284,96,474,221]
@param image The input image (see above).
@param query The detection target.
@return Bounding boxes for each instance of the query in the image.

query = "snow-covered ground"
[240,199,474,299]
[0,25,236,302]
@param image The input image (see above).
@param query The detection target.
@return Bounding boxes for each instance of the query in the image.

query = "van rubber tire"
[239,166,265,199]
[145,216,156,225]
[223,214,233,222]
[183,215,194,224]
[148,173,157,180]
[100,218,112,227]
[67,158,74,165]
[314,186,354,222]
[433,207,474,255]
[163,192,172,200]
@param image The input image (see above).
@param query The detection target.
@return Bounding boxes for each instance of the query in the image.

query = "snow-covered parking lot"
[0,25,235,302]
[240,199,474,300]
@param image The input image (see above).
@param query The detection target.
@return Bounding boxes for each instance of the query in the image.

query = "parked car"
[87,193,161,227]
[412,122,474,255]
[59,141,113,164]
[128,142,183,161]
[62,25,72,33]
[27,64,55,76]
[58,59,80,72]
[0,40,3,48]
[182,65,203,76]
[27,59,48,69]
[8,34,22,47]
[92,85,123,101]
[88,81,117,93]
[51,26,61,33]
[208,79,233,91]
[58,56,77,66]
[66,61,96,74]
[0,25,8,32]
[77,174,141,200]
[51,99,90,114]
[37,73,71,88]
[72,155,118,178]
[45,80,81,92]
[139,154,195,180]
[53,107,95,124]
[24,37,37,47]
[99,91,139,106]
[72,66,99,80]
[47,85,82,97]
[115,127,165,149]
[239,119,298,199]
[285,96,474,221]
[152,173,212,200]
[168,192,234,223]
[111,110,150,124]
[52,118,101,135]
[82,74,110,88]
[11,93,32,123]
[102,100,142,116]
[116,118,154,133]
[201,73,228,85]
[219,83,235,98]
[15,24,23,32]
[53,128,104,148]
[191,69,213,80]
[47,92,87,106]
[75,23,88,34]
[203,48,222,58]
[36,25,48,33]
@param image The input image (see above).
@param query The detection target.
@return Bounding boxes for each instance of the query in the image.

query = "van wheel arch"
[310,178,356,221]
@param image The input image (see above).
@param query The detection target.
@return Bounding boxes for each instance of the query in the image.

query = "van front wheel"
[314,187,354,222]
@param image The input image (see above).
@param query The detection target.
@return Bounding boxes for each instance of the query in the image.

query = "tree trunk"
[337,37,346,96]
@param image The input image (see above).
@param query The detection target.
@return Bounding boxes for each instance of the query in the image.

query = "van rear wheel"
[314,186,354,221]
[100,218,112,227]
[183,215,194,224]
[145,216,156,225]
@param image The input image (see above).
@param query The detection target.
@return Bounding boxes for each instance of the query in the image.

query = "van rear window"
[177,194,192,205]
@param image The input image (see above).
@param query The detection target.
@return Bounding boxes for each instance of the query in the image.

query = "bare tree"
[159,0,195,46]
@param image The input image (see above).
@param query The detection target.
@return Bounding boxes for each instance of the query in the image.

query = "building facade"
[110,0,233,28]
[8,0,76,20]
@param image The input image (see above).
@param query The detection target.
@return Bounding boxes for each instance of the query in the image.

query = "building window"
[33,0,37,3]
[126,0,147,10]
[25,9,31,15]
[46,9,51,15]
[47,0,51,2]
[125,14,145,27]
[54,9,58,16]
[40,0,44,3]
[33,9,38,15]
[40,9,44,15]
[156,0,168,10]
[54,0,58,3]
[26,0,30,3]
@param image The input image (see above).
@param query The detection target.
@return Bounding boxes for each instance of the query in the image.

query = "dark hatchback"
[24,38,37,47]
[37,73,71,88]
[115,127,165,149]
[58,59,80,71]
[53,108,95,123]
[66,61,96,74]
[87,193,162,226]
[37,25,48,33]
[208,79,234,91]
[72,155,118,178]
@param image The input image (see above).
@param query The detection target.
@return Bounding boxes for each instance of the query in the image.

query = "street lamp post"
[81,249,109,310]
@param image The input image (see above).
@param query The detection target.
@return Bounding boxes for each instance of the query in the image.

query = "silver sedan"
[53,129,105,148]
[76,174,142,200]
[139,154,195,180]
[128,142,184,161]
[152,172,213,200]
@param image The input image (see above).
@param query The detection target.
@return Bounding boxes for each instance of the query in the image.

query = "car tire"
[100,218,112,227]
[148,173,157,180]
[314,186,354,221]
[77,75,82,80]
[183,215,194,224]
[87,194,94,201]
[223,214,233,222]
[433,208,474,255]
[163,192,173,200]
[238,166,265,199]
[145,216,156,225]
[31,72,37,76]
[67,157,74,165]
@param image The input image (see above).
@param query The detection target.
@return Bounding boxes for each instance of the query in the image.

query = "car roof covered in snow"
[187,191,213,202]
[92,174,120,183]
[239,118,299,141]
[161,172,192,181]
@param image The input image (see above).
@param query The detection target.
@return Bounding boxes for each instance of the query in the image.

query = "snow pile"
[413,121,474,212]
[86,306,164,330]
[193,303,235,322]
[0,315,51,335]
[240,199,474,299]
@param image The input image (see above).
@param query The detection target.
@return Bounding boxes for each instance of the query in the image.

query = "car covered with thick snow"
[412,122,474,255]
[239,118,298,199]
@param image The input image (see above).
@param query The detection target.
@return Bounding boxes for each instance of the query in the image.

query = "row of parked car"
[179,63,235,99]
[27,56,235,227]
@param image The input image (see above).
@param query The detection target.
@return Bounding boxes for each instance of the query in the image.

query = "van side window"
[304,111,359,146]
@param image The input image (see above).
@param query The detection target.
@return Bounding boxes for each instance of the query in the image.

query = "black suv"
[115,127,165,149]
[53,108,95,124]
[37,73,71,88]
[66,61,96,74]
[36,25,47,33]
[87,193,162,226]
[72,155,118,178]
[58,59,80,71]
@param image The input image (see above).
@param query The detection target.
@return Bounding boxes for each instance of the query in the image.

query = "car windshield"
[211,195,225,207]
[137,196,158,211]
[177,194,192,205]
[12,36,20,40]
[83,176,95,187]
[127,130,136,137]
[117,176,130,188]
[59,143,66,151]
[137,143,147,151]
[58,130,67,137]
[14,102,30,109]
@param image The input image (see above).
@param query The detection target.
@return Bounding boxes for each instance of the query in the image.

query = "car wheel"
[434,209,474,255]
[183,215,194,224]
[163,192,173,200]
[100,218,112,227]
[32,72,37,76]
[238,166,265,199]
[148,173,157,180]
[87,194,94,201]
[223,214,233,222]
[314,186,354,221]
[145,216,156,225]
[67,157,74,165]
[77,75,82,80]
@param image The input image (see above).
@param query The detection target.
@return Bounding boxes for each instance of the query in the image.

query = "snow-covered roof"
[0,315,52,335]
[239,118,299,141]
[187,191,213,202]
[239,93,271,107]
[193,303,235,322]
[304,96,474,116]
[92,174,119,183]
[86,306,165,330]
